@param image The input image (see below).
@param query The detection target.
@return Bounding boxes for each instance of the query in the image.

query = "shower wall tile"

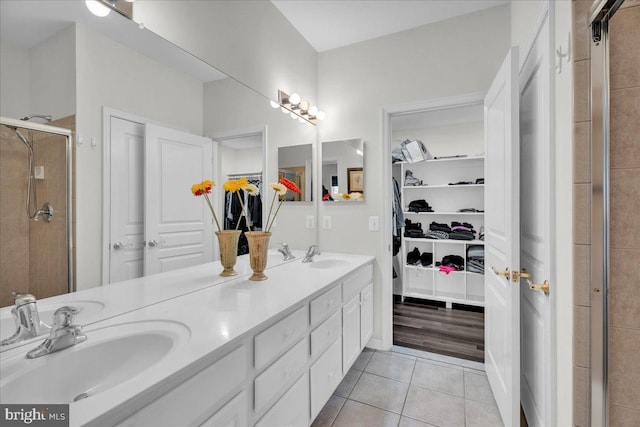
[573,366,591,427]
[573,121,591,183]
[573,59,591,123]
[0,219,29,307]
[610,87,640,169]
[610,248,640,330]
[574,305,590,368]
[572,1,592,62]
[608,327,640,410]
[609,5,640,89]
[573,183,591,245]
[573,244,591,307]
[609,168,640,249]
[609,405,640,427]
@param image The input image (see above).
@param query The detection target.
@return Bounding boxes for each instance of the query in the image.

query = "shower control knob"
[148,240,159,247]
[113,242,125,250]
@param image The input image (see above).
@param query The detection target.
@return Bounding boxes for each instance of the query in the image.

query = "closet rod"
[227,171,263,178]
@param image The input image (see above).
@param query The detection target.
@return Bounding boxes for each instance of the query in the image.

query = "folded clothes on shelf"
[404,170,423,186]
[424,230,449,239]
[408,199,434,212]
[449,230,476,240]
[404,219,425,238]
[457,208,484,213]
[466,245,485,274]
[437,254,465,271]
[429,221,451,232]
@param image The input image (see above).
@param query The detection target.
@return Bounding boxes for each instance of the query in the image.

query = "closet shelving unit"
[398,155,485,308]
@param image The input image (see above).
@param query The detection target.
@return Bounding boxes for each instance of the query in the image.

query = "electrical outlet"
[306,215,315,229]
[322,216,332,229]
[369,216,379,231]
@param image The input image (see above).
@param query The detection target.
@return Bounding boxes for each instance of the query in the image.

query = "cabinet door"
[310,338,342,420]
[342,294,361,372]
[255,373,309,427]
[200,391,246,427]
[360,283,373,349]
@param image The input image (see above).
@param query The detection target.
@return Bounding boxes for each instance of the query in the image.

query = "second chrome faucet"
[302,245,321,263]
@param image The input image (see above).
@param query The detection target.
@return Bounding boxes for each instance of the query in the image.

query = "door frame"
[380,92,486,350]
[101,107,194,285]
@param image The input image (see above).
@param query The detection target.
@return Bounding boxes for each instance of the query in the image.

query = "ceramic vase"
[216,230,241,276]
[246,231,271,281]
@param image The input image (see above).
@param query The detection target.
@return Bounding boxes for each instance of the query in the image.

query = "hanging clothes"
[224,176,263,256]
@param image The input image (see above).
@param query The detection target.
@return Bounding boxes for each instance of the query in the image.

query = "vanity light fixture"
[272,90,325,126]
[86,0,134,19]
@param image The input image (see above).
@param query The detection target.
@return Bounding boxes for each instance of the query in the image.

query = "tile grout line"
[399,355,418,419]
[327,395,347,427]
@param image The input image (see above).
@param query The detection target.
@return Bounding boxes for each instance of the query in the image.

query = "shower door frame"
[0,116,74,295]
[588,0,625,425]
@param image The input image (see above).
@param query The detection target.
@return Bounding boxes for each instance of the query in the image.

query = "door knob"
[527,279,550,296]
[491,266,510,279]
[113,242,125,250]
[148,240,159,247]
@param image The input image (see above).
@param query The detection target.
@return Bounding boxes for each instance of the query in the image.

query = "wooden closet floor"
[393,297,485,363]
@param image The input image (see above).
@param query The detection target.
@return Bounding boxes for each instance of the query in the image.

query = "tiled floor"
[312,347,504,427]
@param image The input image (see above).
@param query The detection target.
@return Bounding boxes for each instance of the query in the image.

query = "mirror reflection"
[321,139,364,201]
[278,144,313,202]
[0,1,316,308]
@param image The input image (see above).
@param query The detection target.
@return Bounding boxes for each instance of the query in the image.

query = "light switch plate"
[322,216,332,229]
[306,215,315,229]
[369,216,379,231]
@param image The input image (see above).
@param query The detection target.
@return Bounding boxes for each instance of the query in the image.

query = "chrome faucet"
[26,306,87,359]
[1,293,51,346]
[277,242,295,261]
[302,245,320,263]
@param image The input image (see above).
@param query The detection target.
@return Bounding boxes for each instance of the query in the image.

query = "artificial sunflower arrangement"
[191,177,261,231]
[333,192,364,201]
[264,177,301,232]
[191,179,222,231]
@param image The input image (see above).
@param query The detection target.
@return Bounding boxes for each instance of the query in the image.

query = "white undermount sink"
[307,259,350,269]
[0,320,189,404]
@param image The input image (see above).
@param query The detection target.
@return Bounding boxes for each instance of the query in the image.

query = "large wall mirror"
[0,1,317,306]
[278,144,313,202]
[321,139,364,202]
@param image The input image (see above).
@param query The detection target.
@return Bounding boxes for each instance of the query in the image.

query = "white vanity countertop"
[0,252,374,426]
[0,249,305,349]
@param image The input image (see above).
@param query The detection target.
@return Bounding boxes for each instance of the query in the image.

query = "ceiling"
[271,0,509,52]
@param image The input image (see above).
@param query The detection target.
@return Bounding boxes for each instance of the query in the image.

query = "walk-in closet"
[391,102,486,362]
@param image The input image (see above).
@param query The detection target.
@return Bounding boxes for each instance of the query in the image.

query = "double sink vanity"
[0,250,374,426]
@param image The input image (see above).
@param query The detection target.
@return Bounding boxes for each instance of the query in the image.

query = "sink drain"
[73,393,89,402]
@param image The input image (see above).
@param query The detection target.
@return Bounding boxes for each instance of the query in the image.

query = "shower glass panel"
[0,117,73,308]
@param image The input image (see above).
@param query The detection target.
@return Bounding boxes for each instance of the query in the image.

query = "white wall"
[392,122,484,159]
[29,25,76,120]
[317,5,511,347]
[75,23,204,289]
[0,43,30,119]
[133,1,317,108]
[0,25,75,121]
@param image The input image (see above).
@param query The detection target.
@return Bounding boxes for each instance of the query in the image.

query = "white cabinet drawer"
[342,264,373,301]
[311,309,341,357]
[200,391,247,427]
[255,373,309,427]
[254,305,308,371]
[310,338,343,420]
[254,337,308,412]
[117,345,247,427]
[310,284,341,326]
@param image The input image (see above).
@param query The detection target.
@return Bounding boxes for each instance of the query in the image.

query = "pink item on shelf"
[439,265,456,275]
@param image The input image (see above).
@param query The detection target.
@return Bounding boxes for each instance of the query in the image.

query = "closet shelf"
[403,211,484,216]
[404,238,485,245]
[402,184,484,189]
[394,156,484,165]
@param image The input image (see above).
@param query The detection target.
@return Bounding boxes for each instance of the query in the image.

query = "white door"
[109,118,145,283]
[144,124,214,275]
[518,11,553,427]
[484,46,520,427]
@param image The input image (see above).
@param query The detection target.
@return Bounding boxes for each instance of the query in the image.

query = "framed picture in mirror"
[347,168,364,193]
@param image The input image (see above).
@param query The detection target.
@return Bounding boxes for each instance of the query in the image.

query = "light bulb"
[299,99,310,111]
[317,111,326,120]
[289,93,301,105]
[86,0,111,17]
[270,100,279,109]
[308,106,318,116]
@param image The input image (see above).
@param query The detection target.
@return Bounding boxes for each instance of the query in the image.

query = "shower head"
[20,114,52,122]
